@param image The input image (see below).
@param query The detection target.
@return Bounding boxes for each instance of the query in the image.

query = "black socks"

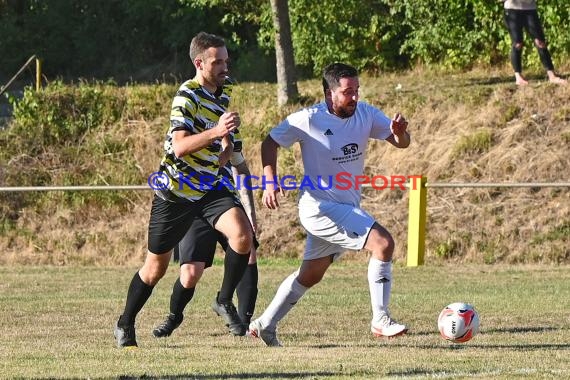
[170,277,195,317]
[236,263,258,324]
[217,246,249,304]
[119,272,153,327]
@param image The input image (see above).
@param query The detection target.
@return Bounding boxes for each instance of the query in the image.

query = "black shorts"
[147,187,242,254]
[176,217,260,268]
[177,217,226,267]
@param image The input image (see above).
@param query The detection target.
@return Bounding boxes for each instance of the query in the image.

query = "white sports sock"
[258,270,308,331]
[368,258,392,321]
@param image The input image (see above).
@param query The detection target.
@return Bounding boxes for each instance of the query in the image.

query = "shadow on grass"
[309,342,570,351]
[113,372,339,379]
[398,325,562,336]
[465,71,569,86]
[483,325,559,334]
[386,368,500,377]
[466,343,570,350]
[306,326,569,351]
[466,74,515,86]
[365,342,570,351]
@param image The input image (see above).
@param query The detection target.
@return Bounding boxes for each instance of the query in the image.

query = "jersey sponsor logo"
[204,121,216,129]
[324,129,334,136]
[341,143,358,155]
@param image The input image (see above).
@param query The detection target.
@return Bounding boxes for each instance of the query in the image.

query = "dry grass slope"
[0,66,568,265]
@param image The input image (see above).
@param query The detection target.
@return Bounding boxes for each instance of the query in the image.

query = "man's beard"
[335,103,357,118]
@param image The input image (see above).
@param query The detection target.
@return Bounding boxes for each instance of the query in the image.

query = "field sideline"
[1,260,569,379]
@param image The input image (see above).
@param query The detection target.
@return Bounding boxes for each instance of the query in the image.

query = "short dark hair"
[322,63,358,94]
[189,32,226,61]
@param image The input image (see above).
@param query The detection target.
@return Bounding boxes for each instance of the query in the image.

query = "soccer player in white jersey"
[249,62,411,346]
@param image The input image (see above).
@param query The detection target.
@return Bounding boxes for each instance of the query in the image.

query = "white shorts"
[298,198,375,261]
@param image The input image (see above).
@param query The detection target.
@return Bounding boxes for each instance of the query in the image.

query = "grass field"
[1,259,569,379]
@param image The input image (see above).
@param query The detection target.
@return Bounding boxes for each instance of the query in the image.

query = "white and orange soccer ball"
[437,302,480,343]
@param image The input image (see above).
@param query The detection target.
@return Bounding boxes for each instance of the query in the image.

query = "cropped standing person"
[249,63,410,347]
[114,31,253,348]
[152,138,260,338]
[502,0,567,85]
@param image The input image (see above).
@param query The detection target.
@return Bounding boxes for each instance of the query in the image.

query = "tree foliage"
[394,0,569,69]
[1,0,568,83]
[0,0,225,82]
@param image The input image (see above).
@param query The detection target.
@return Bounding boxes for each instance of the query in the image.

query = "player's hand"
[390,113,408,137]
[213,112,241,138]
[262,186,285,209]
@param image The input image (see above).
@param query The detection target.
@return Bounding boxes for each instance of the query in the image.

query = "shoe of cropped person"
[114,317,138,348]
[152,313,183,338]
[370,314,408,338]
[241,313,253,333]
[248,319,282,347]
[211,293,246,336]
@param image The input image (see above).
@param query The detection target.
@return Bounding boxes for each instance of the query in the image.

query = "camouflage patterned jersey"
[158,77,239,202]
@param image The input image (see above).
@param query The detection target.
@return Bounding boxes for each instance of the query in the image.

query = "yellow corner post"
[407,176,427,266]
[35,58,42,91]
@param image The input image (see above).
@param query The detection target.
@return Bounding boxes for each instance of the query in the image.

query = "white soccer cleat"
[371,315,408,338]
[248,319,282,347]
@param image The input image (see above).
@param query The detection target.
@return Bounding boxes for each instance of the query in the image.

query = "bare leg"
[547,70,567,84]
[515,72,529,86]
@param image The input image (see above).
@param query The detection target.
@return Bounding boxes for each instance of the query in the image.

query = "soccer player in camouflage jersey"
[152,124,260,339]
[114,32,253,348]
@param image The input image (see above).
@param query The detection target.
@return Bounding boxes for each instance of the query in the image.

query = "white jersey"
[270,101,392,207]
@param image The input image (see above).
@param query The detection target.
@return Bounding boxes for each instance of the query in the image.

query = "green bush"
[10,81,125,150]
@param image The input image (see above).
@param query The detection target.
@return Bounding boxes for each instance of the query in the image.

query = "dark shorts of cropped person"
[176,217,260,268]
[147,186,244,254]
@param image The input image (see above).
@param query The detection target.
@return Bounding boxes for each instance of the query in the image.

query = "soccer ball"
[437,302,480,343]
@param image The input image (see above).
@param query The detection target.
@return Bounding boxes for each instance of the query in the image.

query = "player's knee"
[180,268,202,288]
[369,234,395,261]
[231,230,252,254]
[140,264,167,286]
[296,272,322,288]
[534,39,546,48]
[380,236,395,260]
[179,276,198,288]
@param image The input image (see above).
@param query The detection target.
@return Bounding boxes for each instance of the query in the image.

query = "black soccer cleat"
[152,313,183,338]
[114,317,138,349]
[211,293,246,336]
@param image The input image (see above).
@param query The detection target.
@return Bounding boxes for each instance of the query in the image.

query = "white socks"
[257,270,308,331]
[256,259,392,330]
[368,258,392,321]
